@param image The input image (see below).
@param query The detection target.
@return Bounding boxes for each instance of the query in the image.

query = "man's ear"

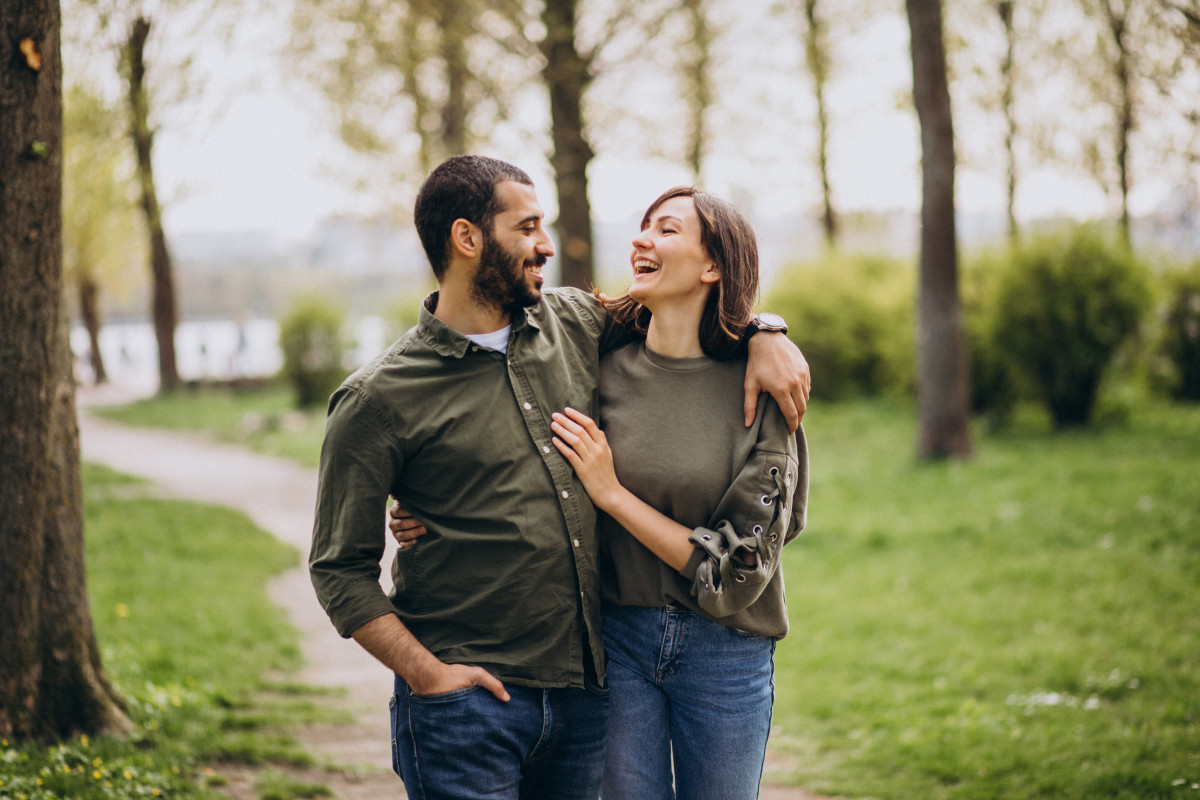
[701,263,721,285]
[449,219,481,259]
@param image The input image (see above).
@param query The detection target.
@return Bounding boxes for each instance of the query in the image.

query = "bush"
[278,296,348,408]
[1157,260,1200,401]
[962,248,1020,428]
[767,253,915,400]
[990,227,1151,428]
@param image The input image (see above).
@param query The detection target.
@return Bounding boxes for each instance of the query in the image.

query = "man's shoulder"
[334,327,431,406]
[535,287,607,333]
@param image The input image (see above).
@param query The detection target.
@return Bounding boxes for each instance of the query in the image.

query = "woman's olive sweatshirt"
[596,341,809,639]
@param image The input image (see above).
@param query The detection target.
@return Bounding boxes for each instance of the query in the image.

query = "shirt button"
[572,539,580,548]
[543,445,551,453]
[561,490,570,499]
[471,345,479,352]
[523,402,532,410]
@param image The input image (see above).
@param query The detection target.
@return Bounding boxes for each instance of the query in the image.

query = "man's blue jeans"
[600,604,776,800]
[390,675,609,800]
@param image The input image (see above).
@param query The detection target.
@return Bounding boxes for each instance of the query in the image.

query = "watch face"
[757,313,787,329]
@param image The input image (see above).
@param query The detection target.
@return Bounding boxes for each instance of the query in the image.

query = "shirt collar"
[417,291,541,358]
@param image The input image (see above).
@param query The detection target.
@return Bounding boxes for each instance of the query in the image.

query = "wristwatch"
[745,312,789,338]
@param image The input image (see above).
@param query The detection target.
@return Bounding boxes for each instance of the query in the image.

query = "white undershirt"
[464,325,512,354]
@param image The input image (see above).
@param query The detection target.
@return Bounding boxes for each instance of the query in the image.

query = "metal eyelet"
[735,574,747,583]
[760,495,772,505]
[769,532,779,542]
[769,467,779,476]
[752,525,763,535]
[701,534,712,541]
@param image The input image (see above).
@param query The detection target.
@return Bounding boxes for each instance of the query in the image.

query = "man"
[309,155,809,800]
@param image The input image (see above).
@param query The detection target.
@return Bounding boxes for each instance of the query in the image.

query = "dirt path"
[78,389,826,800]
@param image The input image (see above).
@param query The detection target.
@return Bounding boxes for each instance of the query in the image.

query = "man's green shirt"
[309,288,628,689]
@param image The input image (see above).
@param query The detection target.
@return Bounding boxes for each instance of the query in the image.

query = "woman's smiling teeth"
[633,258,660,274]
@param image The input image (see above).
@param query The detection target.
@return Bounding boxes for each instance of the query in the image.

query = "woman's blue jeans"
[600,603,776,800]
[390,675,609,800]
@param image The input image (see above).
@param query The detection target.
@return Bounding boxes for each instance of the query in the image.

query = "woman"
[548,186,808,800]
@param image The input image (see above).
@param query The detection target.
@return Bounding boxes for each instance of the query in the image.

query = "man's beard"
[471,230,545,312]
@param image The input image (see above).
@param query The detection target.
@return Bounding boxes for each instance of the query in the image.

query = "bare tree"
[69,0,236,392]
[64,84,145,385]
[1058,0,1194,248]
[0,0,131,740]
[996,0,1019,241]
[289,0,511,198]
[678,0,714,182]
[122,14,179,389]
[802,0,839,247]
[905,0,973,459]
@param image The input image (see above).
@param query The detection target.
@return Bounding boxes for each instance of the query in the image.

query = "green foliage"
[278,296,349,408]
[990,228,1151,428]
[767,252,915,400]
[770,400,1200,799]
[962,248,1020,427]
[1156,260,1200,401]
[63,82,144,299]
[0,463,326,800]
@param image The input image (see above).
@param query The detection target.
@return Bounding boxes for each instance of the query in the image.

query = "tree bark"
[80,278,108,384]
[540,0,595,289]
[0,0,130,741]
[125,15,180,392]
[905,0,972,459]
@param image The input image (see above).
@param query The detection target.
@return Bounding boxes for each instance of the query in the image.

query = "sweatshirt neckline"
[640,341,716,372]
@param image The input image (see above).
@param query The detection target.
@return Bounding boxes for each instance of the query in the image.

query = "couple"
[309,155,809,800]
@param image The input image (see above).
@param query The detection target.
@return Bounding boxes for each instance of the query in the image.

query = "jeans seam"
[405,698,426,799]
[524,689,554,769]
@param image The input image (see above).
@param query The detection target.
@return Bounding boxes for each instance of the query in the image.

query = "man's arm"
[312,389,507,701]
[745,331,811,431]
[352,614,509,701]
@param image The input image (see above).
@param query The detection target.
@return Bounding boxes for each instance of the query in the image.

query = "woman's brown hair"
[600,187,760,360]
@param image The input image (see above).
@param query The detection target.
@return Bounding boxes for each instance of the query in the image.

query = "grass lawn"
[0,463,336,800]
[771,400,1200,799]
[82,386,1200,798]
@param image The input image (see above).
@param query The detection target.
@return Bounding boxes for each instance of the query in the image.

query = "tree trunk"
[540,0,595,289]
[0,0,130,741]
[1107,1,1134,249]
[805,0,838,248]
[125,15,180,392]
[682,0,712,182]
[80,278,108,384]
[905,0,972,460]
[436,0,469,158]
[997,0,1019,242]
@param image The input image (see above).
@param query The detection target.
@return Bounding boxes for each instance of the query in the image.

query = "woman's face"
[628,196,719,310]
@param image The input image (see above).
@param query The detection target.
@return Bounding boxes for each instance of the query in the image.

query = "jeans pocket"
[408,684,484,703]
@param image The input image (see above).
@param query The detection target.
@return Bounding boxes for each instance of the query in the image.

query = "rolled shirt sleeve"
[309,385,404,638]
[680,415,808,619]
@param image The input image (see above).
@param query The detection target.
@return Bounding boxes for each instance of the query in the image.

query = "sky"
[147,6,1181,245]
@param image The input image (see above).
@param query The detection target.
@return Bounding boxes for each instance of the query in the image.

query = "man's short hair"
[415,155,533,279]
